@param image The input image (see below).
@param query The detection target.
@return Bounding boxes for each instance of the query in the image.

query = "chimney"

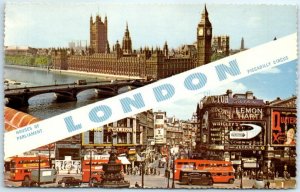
[226,89,233,98]
[246,91,253,99]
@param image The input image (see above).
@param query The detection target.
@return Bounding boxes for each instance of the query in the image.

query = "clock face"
[198,28,204,36]
[207,29,211,35]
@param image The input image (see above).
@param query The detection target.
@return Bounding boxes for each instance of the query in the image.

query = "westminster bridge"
[4,80,153,108]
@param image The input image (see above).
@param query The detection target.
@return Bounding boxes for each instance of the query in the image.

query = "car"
[253,178,265,189]
[58,176,82,187]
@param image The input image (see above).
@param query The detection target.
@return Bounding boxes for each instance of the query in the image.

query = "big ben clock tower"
[197,5,212,67]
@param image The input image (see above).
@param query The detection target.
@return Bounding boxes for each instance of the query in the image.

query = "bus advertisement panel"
[10,156,50,181]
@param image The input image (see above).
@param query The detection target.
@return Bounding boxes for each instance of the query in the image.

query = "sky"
[155,61,297,120]
[4,2,297,50]
[3,1,298,120]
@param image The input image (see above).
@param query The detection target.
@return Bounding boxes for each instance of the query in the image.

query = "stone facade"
[52,6,212,79]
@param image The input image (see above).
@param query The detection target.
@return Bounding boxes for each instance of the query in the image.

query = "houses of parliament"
[52,6,227,79]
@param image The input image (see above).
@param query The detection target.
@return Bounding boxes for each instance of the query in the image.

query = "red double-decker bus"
[82,159,107,183]
[174,159,235,183]
[10,156,50,181]
[82,159,123,183]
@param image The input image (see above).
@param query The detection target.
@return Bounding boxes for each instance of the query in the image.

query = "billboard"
[271,110,296,145]
[154,128,166,144]
[229,124,262,139]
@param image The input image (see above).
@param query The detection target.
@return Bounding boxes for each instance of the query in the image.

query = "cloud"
[154,82,248,120]
[247,16,262,28]
[209,81,248,95]
[257,67,281,74]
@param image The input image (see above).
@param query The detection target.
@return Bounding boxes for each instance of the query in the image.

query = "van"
[31,168,57,184]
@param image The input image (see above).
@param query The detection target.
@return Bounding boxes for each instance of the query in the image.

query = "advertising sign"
[233,107,263,120]
[229,124,262,139]
[271,110,296,145]
[154,128,166,144]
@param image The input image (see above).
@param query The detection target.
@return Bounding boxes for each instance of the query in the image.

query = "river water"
[4,65,127,119]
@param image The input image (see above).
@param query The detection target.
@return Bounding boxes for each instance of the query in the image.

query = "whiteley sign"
[4,33,297,158]
[229,124,262,140]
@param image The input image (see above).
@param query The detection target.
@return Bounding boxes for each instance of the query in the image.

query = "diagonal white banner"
[4,33,297,159]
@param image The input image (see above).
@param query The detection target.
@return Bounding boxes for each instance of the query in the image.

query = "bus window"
[222,172,228,176]
[217,173,222,176]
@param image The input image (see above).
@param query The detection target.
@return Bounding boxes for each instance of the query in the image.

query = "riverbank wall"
[5,64,144,80]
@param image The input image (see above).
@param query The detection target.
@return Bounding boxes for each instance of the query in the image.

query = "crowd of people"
[235,169,291,181]
[126,165,161,176]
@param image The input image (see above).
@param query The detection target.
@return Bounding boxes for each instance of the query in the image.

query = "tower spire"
[122,22,132,55]
[204,4,208,15]
[241,37,245,50]
[197,5,212,67]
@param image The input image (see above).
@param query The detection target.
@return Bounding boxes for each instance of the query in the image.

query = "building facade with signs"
[166,116,183,147]
[265,96,297,177]
[195,90,296,176]
[52,6,212,79]
[81,110,154,161]
[154,111,167,145]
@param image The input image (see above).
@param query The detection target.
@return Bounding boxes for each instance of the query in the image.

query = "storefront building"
[195,90,296,176]
[265,96,296,177]
[81,110,154,164]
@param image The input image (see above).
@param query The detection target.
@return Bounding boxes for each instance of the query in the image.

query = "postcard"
[3,1,297,189]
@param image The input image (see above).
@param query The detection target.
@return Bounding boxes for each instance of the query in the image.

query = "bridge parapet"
[4,80,154,108]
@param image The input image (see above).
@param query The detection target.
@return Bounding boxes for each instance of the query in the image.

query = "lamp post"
[240,160,243,189]
[172,155,175,188]
[48,143,52,169]
[166,144,170,188]
[141,161,145,188]
[86,149,97,187]
[38,154,41,187]
[167,168,170,189]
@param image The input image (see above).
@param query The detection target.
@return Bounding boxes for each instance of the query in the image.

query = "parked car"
[58,176,82,187]
[253,178,265,189]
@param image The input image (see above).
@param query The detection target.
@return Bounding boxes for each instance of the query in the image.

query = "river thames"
[4,65,131,119]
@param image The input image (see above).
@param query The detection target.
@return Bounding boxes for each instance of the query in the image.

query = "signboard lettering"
[271,111,296,145]
[234,107,263,120]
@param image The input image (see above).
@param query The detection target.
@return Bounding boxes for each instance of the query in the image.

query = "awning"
[136,154,142,162]
[118,156,131,165]
[4,107,40,131]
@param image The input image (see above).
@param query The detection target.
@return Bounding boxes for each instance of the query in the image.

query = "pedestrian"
[266,180,270,189]
[135,182,141,188]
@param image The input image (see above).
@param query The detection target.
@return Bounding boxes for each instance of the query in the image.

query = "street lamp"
[172,155,175,188]
[38,154,41,187]
[141,161,145,188]
[86,149,97,187]
[167,168,170,189]
[240,160,243,189]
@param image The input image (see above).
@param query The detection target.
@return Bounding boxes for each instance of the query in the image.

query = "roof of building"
[269,95,297,107]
